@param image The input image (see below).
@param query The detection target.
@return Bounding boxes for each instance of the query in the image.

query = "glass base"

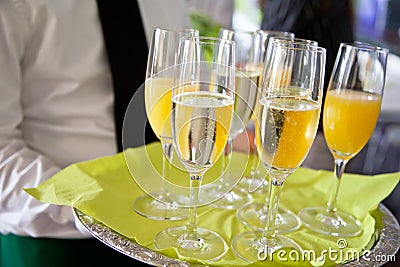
[202,184,253,210]
[231,230,302,263]
[298,207,362,237]
[132,194,188,221]
[154,226,228,261]
[237,203,301,233]
[239,177,268,194]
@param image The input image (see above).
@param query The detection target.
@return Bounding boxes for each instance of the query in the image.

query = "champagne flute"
[204,31,297,210]
[240,30,295,192]
[231,40,326,263]
[133,27,198,220]
[236,37,318,234]
[298,42,388,237]
[201,29,263,210]
[153,36,235,261]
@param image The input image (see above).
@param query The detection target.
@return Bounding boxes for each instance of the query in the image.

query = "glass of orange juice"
[299,42,389,237]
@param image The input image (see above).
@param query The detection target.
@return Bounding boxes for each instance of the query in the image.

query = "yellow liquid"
[173,88,233,168]
[144,78,173,139]
[323,89,382,159]
[257,97,320,170]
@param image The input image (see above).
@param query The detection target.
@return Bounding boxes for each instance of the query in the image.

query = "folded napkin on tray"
[25,142,399,266]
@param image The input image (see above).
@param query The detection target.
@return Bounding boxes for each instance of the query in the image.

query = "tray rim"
[74,203,399,266]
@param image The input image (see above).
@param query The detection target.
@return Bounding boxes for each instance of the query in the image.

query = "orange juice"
[323,89,382,159]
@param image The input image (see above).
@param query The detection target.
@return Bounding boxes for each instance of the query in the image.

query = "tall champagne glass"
[133,27,198,220]
[240,30,295,192]
[239,33,310,194]
[298,43,388,237]
[201,29,265,210]
[240,36,316,195]
[153,36,235,261]
[237,37,318,234]
[231,41,326,263]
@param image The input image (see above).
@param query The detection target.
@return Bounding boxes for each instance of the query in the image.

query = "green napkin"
[25,142,399,266]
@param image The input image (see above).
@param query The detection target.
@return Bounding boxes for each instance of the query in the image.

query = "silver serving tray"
[74,204,399,266]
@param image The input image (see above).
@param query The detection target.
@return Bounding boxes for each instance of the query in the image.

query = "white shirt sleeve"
[0,0,96,238]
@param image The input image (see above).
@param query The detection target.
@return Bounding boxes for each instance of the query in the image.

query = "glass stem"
[185,173,203,241]
[219,137,232,187]
[160,141,173,200]
[249,151,258,177]
[261,178,270,215]
[249,136,258,177]
[262,174,285,240]
[326,158,347,214]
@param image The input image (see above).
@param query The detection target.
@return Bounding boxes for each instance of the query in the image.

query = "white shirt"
[0,0,191,238]
[0,0,117,238]
[138,0,191,45]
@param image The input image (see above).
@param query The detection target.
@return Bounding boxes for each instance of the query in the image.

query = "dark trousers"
[0,234,149,267]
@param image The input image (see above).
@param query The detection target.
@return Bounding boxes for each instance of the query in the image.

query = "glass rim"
[270,36,318,45]
[152,26,199,34]
[271,41,326,53]
[341,42,389,53]
[219,28,254,35]
[182,36,235,46]
[255,29,295,36]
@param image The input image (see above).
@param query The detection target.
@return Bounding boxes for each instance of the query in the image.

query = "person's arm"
[0,0,86,238]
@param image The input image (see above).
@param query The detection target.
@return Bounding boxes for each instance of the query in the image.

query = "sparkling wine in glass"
[153,36,235,261]
[236,36,319,235]
[201,29,265,210]
[133,27,198,220]
[298,42,388,237]
[240,30,295,193]
[231,40,326,263]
